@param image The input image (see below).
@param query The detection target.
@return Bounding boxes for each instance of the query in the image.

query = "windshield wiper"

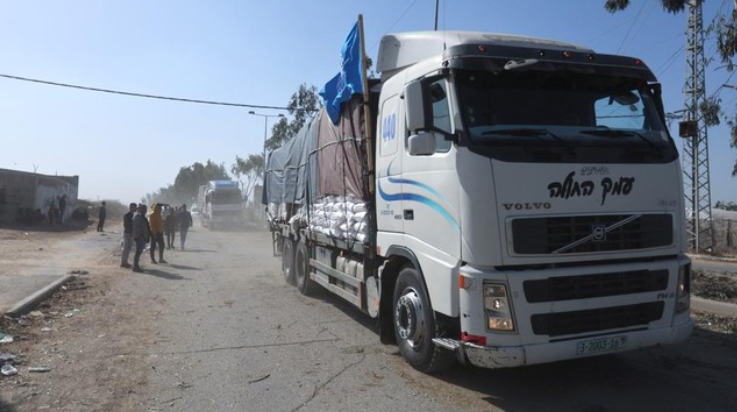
[482,128,576,156]
[580,129,663,156]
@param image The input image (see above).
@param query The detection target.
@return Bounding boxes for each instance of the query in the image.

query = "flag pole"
[358,14,374,197]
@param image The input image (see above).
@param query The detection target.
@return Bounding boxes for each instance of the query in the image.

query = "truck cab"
[373,32,692,369]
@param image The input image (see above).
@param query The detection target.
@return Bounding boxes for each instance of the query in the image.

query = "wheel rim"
[283,241,293,280]
[395,288,425,348]
[296,247,306,288]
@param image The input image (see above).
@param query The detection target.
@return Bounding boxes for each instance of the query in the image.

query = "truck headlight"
[484,283,515,332]
[676,263,691,314]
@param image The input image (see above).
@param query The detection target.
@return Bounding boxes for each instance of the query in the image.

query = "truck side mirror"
[405,81,426,132]
[408,132,436,156]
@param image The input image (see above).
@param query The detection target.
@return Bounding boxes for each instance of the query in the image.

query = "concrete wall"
[0,168,79,223]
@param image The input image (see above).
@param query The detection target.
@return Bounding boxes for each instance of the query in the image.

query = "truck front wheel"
[282,238,295,285]
[393,266,455,373]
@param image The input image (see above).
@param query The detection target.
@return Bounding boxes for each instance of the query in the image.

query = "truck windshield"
[212,191,242,204]
[454,69,676,163]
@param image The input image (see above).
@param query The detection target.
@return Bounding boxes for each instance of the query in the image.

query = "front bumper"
[445,317,693,369]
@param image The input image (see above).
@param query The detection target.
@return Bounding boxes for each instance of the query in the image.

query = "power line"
[620,2,657,53]
[367,0,420,54]
[587,13,642,44]
[0,73,290,111]
[617,0,648,54]
[655,44,685,75]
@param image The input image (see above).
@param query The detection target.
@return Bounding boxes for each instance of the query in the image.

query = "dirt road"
[1,226,737,412]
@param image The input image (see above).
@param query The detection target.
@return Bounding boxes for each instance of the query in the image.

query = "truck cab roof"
[377,31,592,80]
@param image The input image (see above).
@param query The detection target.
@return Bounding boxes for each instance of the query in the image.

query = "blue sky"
[0,0,735,203]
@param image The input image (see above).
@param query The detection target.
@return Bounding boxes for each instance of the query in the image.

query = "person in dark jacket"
[178,204,193,250]
[97,201,107,232]
[132,204,149,272]
[120,202,137,268]
[58,195,67,224]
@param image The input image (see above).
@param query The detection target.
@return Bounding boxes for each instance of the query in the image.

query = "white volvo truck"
[265,31,693,373]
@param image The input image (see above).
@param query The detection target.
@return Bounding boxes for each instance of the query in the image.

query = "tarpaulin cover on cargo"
[263,95,368,206]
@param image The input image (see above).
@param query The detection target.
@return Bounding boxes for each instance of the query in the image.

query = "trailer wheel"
[393,266,455,373]
[295,241,314,296]
[282,238,296,285]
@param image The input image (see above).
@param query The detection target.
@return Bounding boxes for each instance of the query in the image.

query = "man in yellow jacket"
[148,203,167,264]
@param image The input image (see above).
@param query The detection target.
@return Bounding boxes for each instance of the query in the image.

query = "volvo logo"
[502,202,552,211]
[592,225,606,242]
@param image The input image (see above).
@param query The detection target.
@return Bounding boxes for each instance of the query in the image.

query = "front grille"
[512,214,672,254]
[530,302,664,337]
[523,269,669,303]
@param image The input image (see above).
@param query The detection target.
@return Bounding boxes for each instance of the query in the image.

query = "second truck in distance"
[197,180,244,230]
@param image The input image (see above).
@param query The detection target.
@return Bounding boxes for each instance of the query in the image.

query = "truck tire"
[295,241,314,296]
[393,266,455,373]
[282,238,296,285]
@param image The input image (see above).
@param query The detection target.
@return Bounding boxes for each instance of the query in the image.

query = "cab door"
[400,77,460,259]
[375,93,403,235]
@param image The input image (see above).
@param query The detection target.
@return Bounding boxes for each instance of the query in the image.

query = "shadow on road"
[440,324,737,411]
[166,263,202,271]
[138,269,187,281]
[181,249,217,254]
[0,399,18,412]
[299,283,737,411]
[302,285,380,336]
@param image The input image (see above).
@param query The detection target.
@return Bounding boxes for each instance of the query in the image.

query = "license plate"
[576,336,627,355]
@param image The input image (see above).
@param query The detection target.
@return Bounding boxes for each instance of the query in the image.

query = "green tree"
[173,160,229,202]
[715,200,737,211]
[605,0,737,174]
[233,84,323,204]
[266,83,322,150]
[231,153,264,202]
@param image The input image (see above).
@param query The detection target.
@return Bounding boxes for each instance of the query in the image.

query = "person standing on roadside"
[97,201,107,232]
[132,204,149,273]
[178,204,193,250]
[120,202,137,268]
[58,195,67,224]
[148,203,167,264]
[164,206,178,250]
[47,196,58,225]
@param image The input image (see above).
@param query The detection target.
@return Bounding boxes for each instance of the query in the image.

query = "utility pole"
[248,111,284,174]
[681,0,715,253]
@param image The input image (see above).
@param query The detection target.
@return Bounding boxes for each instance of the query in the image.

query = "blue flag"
[320,22,364,124]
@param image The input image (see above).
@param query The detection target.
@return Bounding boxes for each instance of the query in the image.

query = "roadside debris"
[68,269,89,276]
[64,309,83,318]
[1,364,18,376]
[0,333,13,344]
[692,270,737,304]
[28,311,44,319]
[62,281,88,292]
[248,374,271,384]
[0,354,17,363]
[27,366,51,373]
